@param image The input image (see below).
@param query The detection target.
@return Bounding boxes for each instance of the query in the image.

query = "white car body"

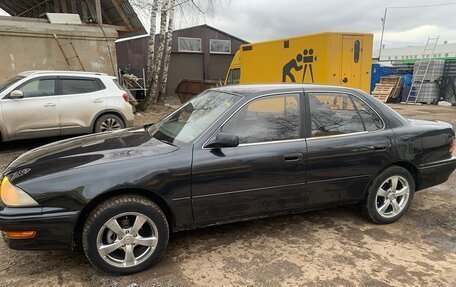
[0,71,134,141]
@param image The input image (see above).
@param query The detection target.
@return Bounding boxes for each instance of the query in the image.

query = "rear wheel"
[94,114,125,133]
[82,195,169,275]
[362,166,415,224]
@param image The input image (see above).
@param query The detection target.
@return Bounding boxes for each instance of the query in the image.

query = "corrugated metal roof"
[0,0,145,38]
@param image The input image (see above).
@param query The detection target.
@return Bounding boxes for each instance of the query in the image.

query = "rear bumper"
[418,156,456,190]
[0,206,78,250]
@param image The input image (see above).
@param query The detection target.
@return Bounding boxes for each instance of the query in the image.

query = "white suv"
[0,71,134,141]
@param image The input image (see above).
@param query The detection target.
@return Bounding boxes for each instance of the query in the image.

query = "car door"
[304,90,395,208]
[191,92,307,225]
[1,76,60,140]
[58,77,106,135]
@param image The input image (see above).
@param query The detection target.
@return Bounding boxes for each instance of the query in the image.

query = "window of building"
[178,37,202,52]
[222,94,300,144]
[388,56,391,60]
[210,39,231,54]
[18,78,56,98]
[61,78,101,95]
[445,53,449,57]
[308,92,382,137]
[401,56,404,59]
[394,56,398,60]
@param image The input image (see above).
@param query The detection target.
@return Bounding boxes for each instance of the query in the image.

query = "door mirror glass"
[205,132,239,149]
[9,90,24,99]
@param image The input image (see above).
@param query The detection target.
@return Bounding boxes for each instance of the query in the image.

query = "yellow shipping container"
[225,32,373,92]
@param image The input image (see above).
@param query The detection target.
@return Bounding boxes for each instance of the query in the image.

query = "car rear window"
[61,78,104,95]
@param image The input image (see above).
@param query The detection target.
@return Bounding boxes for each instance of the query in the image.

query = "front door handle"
[283,153,304,162]
[44,103,56,107]
[369,145,387,151]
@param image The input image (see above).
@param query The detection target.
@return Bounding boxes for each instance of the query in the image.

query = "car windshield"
[148,90,241,147]
[0,75,24,93]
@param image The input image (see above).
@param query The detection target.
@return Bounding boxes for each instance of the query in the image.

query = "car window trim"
[8,76,58,99]
[304,90,386,140]
[201,90,304,149]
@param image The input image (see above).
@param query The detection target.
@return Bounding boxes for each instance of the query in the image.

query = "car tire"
[361,166,415,224]
[82,195,169,275]
[94,114,125,133]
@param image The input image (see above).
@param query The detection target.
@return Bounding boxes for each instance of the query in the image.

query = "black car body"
[1,84,455,273]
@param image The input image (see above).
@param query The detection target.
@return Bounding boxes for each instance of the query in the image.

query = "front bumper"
[418,156,456,190]
[0,206,78,250]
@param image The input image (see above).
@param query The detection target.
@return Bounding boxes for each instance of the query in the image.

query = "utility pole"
[378,7,387,61]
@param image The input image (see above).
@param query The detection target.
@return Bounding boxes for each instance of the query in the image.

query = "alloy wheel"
[100,118,121,132]
[375,175,410,218]
[96,212,158,268]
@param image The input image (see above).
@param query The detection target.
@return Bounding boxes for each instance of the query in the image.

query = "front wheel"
[82,195,169,275]
[362,166,415,224]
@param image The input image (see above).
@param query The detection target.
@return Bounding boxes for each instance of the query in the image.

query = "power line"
[386,2,456,9]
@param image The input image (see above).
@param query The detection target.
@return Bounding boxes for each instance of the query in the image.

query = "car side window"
[222,94,300,144]
[351,96,384,131]
[17,78,56,98]
[309,92,364,137]
[61,78,101,95]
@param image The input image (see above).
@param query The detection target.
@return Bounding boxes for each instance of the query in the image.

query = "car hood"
[3,128,179,179]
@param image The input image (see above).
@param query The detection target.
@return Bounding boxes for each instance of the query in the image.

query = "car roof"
[210,84,365,98]
[17,70,109,77]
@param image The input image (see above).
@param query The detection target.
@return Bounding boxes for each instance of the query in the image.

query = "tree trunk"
[157,0,175,104]
[145,0,159,94]
[147,0,169,106]
[139,0,159,111]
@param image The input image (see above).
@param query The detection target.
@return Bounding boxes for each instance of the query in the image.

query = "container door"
[341,36,363,89]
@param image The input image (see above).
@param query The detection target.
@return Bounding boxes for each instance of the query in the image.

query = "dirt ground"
[0,104,455,287]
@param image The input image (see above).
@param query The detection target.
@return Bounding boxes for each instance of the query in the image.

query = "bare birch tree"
[146,0,159,92]
[148,1,169,106]
[157,0,175,104]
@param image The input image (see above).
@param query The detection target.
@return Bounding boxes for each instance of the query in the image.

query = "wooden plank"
[109,0,134,29]
[95,0,102,23]
[71,0,77,13]
[62,0,68,13]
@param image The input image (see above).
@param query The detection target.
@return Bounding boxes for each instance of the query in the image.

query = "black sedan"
[1,84,455,274]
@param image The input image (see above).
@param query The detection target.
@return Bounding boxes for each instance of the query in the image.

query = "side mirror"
[205,132,239,149]
[10,90,24,99]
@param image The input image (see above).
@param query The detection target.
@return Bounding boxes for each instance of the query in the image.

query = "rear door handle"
[93,99,104,103]
[283,153,304,162]
[44,103,56,107]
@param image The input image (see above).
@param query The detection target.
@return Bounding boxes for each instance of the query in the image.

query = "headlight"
[1,177,38,207]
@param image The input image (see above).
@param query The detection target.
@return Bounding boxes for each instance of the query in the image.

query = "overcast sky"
[2,0,456,53]
[180,0,456,51]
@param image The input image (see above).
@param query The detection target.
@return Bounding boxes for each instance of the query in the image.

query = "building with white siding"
[380,41,456,62]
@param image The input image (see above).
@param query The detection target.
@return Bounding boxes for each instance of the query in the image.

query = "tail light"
[450,139,456,156]
[122,92,129,102]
